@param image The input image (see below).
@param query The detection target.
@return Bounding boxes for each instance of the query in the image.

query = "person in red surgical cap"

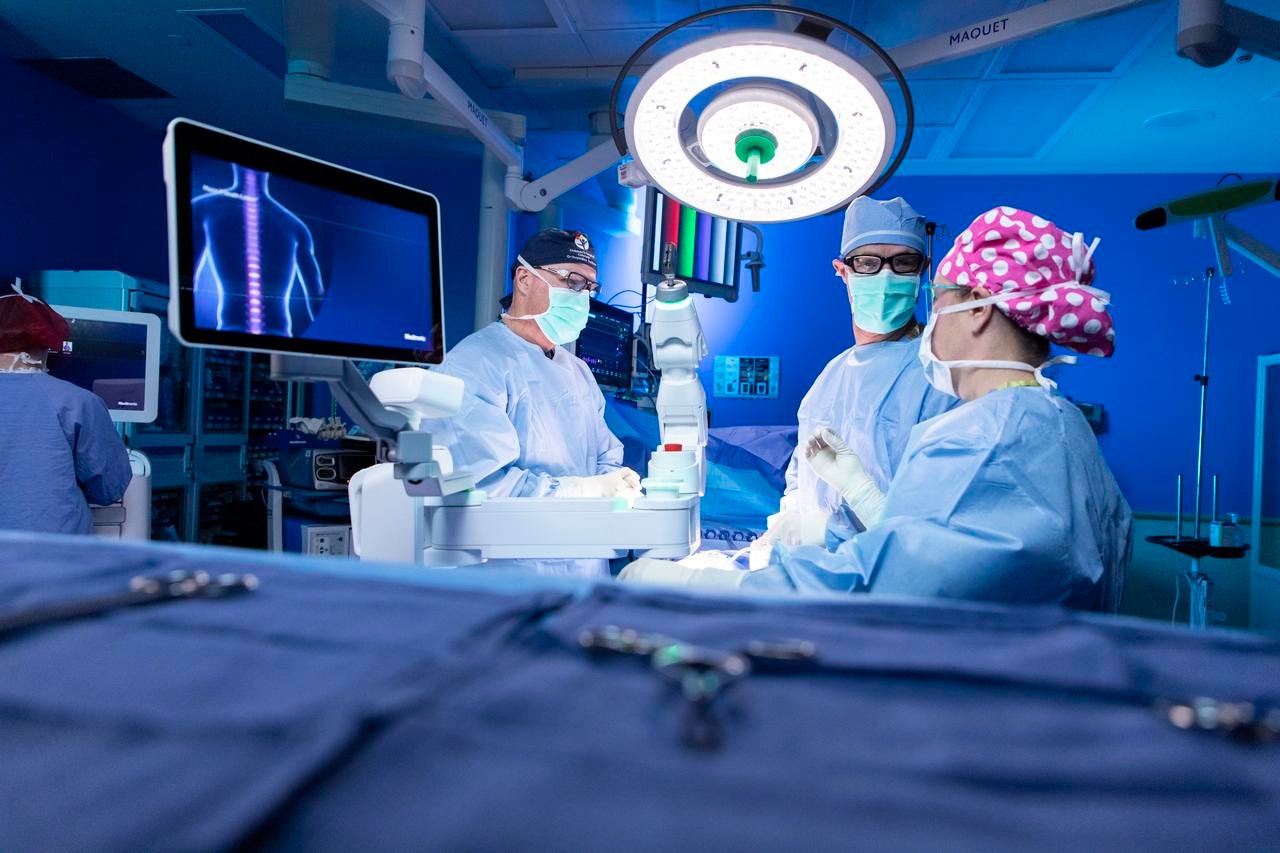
[0,281,132,534]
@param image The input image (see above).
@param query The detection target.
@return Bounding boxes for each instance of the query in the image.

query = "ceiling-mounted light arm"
[374,0,628,211]
[516,138,624,213]
[1178,0,1280,67]
[384,0,522,171]
[861,0,1161,79]
[607,3,915,201]
[1135,178,1280,280]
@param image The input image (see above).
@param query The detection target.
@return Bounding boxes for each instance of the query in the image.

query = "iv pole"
[1135,180,1280,629]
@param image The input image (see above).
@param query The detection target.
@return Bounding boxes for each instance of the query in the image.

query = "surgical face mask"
[504,256,591,345]
[844,269,920,334]
[918,292,1084,397]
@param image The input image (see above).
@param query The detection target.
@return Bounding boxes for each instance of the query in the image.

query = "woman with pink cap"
[779,206,1133,610]
[0,281,132,535]
[621,206,1131,611]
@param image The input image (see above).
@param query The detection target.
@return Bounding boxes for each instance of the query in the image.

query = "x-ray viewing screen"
[166,119,445,364]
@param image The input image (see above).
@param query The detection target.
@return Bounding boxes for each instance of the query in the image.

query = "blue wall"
[561,167,1280,516]
[0,56,169,282]
[0,55,483,346]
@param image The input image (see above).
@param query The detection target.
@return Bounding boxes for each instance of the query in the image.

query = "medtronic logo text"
[949,17,1010,46]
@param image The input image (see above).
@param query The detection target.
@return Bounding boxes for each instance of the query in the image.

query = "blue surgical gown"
[0,372,132,535]
[782,338,957,512]
[424,322,626,577]
[751,387,1133,612]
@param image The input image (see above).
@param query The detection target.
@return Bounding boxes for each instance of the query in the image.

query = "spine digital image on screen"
[188,154,437,355]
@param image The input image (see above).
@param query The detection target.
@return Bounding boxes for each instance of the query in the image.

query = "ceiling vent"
[185,8,286,78]
[19,57,173,99]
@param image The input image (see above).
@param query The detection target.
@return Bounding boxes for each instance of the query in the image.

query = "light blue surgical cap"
[840,196,926,257]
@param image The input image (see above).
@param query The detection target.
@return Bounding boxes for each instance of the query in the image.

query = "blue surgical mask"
[505,256,591,345]
[845,269,920,334]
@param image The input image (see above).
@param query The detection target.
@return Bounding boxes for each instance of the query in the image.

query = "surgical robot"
[342,248,708,566]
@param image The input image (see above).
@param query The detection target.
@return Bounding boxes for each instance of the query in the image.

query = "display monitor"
[46,306,160,423]
[577,299,635,393]
[640,187,742,301]
[164,118,445,364]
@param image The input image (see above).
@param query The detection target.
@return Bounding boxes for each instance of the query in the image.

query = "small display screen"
[46,314,152,419]
[641,188,742,300]
[713,355,779,399]
[168,120,445,364]
[577,299,634,391]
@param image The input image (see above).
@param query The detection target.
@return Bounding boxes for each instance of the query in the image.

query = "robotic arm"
[644,242,709,497]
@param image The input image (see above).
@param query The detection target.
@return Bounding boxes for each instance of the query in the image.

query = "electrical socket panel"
[304,525,350,557]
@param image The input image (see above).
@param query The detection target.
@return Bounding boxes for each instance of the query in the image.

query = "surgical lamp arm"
[1221,222,1280,279]
[373,0,621,213]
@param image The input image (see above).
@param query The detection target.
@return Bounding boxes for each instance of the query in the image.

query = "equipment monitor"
[46,305,160,423]
[164,118,445,364]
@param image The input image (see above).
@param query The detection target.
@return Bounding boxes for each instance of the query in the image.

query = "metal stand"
[1147,268,1249,629]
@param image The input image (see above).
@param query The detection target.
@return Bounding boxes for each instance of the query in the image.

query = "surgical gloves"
[804,427,886,527]
[555,467,642,498]
[618,558,748,590]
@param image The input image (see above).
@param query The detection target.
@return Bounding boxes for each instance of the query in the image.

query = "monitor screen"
[165,119,445,364]
[46,306,160,423]
[640,187,742,301]
[577,299,634,391]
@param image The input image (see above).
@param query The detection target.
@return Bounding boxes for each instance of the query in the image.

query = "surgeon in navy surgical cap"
[417,228,641,578]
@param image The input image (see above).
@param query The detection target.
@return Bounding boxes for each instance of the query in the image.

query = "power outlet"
[304,525,350,557]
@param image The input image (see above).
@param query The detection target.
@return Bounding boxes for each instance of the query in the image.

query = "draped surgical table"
[1,530,1278,852]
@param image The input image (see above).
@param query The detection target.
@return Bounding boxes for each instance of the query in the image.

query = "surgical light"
[610,5,914,224]
[696,85,818,184]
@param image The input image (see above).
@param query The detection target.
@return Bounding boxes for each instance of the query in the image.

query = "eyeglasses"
[842,253,926,276]
[926,283,969,301]
[540,267,601,294]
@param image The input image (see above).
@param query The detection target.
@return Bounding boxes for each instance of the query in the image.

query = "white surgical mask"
[918,281,1110,396]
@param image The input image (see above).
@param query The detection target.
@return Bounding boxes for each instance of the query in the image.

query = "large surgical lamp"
[608,5,914,223]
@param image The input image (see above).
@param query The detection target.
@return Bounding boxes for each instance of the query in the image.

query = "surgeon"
[422,228,641,577]
[764,196,956,549]
[626,207,1132,612]
[0,282,132,534]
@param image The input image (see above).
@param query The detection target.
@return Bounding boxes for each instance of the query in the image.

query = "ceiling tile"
[903,126,945,159]
[902,49,998,80]
[561,0,699,30]
[998,1,1168,74]
[450,31,591,84]
[579,24,714,65]
[948,80,1099,158]
[886,78,978,126]
[429,0,556,32]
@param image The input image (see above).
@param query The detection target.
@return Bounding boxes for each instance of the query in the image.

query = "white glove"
[803,427,886,527]
[618,558,748,590]
[748,510,828,570]
[762,510,829,548]
[555,467,642,498]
